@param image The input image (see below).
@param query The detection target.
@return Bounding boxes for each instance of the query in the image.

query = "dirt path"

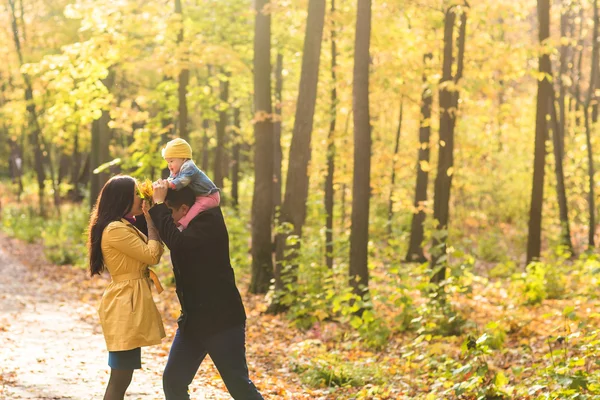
[0,234,230,400]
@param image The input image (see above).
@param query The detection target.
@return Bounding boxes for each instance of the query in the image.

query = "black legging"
[104,369,133,400]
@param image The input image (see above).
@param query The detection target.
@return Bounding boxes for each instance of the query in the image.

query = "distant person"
[161,138,220,230]
[148,180,264,400]
[87,175,166,400]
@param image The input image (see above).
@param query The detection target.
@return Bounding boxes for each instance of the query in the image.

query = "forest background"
[1,0,600,398]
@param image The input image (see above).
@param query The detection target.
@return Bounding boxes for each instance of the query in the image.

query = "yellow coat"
[98,219,166,351]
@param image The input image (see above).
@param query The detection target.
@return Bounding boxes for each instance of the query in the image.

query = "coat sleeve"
[148,203,210,253]
[104,223,164,265]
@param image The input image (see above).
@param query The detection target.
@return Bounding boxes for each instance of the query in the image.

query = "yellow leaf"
[419,160,431,172]
[313,309,328,321]
[447,167,454,176]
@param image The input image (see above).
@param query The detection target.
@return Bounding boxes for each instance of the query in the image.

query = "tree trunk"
[584,109,596,247]
[78,153,90,187]
[231,107,241,208]
[214,72,230,191]
[70,127,81,186]
[585,0,599,248]
[9,0,46,214]
[202,118,211,173]
[349,0,372,299]
[58,150,71,185]
[175,0,189,141]
[387,98,403,237]
[44,139,61,212]
[324,0,337,270]
[558,3,570,143]
[526,0,551,264]
[430,7,467,282]
[273,53,284,218]
[8,139,23,200]
[69,127,83,201]
[406,53,433,263]
[549,94,574,254]
[90,71,115,209]
[18,0,26,42]
[574,6,584,128]
[272,0,327,308]
[2,78,22,198]
[340,112,351,231]
[250,0,275,294]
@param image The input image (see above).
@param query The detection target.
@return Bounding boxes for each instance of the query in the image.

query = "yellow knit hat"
[162,138,192,159]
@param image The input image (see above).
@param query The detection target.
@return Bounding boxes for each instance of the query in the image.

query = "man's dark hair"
[166,186,196,209]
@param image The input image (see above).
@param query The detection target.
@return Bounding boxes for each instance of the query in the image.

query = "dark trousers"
[163,324,264,400]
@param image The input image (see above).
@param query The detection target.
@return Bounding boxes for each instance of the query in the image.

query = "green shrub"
[482,321,507,350]
[1,204,44,243]
[42,205,89,266]
[477,229,509,263]
[489,260,518,279]
[1,201,89,267]
[520,261,565,305]
[292,353,385,388]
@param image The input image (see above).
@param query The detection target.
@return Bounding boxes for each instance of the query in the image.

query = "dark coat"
[148,204,246,338]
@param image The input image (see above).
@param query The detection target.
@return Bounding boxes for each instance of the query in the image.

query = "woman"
[88,175,165,400]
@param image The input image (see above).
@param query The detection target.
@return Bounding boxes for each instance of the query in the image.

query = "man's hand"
[152,179,169,204]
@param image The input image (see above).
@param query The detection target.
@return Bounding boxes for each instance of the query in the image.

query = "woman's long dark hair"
[88,175,137,276]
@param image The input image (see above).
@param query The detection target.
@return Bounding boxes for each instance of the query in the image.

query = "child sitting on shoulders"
[161,138,220,230]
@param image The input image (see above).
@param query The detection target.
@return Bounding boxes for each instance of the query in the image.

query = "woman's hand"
[142,200,151,216]
[152,179,169,204]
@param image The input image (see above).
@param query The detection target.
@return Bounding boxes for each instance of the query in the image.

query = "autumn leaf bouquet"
[138,179,154,205]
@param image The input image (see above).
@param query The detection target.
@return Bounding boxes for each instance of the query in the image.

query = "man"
[149,180,263,400]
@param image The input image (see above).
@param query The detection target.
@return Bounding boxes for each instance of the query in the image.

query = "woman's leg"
[103,369,134,400]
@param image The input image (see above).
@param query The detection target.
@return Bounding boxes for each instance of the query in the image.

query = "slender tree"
[90,71,116,208]
[1,75,23,198]
[273,53,284,217]
[387,98,403,236]
[324,0,338,270]
[406,53,433,263]
[250,0,275,294]
[8,0,46,214]
[69,126,83,201]
[583,0,599,248]
[272,0,327,309]
[349,0,372,299]
[430,5,467,282]
[557,1,572,147]
[549,94,573,254]
[202,118,211,172]
[175,0,189,141]
[8,139,23,200]
[526,0,552,263]
[231,106,241,208]
[214,72,230,191]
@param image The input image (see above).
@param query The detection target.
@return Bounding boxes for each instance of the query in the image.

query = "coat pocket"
[130,284,138,314]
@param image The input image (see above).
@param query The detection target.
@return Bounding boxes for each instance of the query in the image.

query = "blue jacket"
[168,159,218,196]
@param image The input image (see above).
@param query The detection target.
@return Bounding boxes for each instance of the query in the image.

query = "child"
[161,138,220,230]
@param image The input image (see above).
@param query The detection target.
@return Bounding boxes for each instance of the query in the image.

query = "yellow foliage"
[138,179,154,204]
